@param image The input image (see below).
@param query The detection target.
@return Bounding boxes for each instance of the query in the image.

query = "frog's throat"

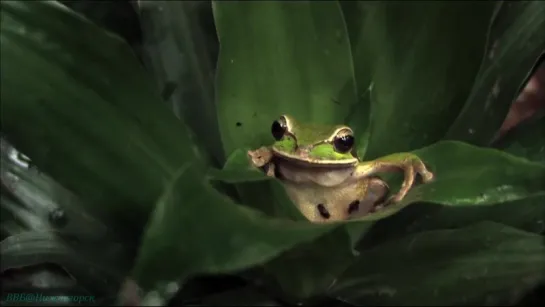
[271,148,358,167]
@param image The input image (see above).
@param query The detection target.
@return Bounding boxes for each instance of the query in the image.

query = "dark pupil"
[271,120,286,140]
[334,135,354,153]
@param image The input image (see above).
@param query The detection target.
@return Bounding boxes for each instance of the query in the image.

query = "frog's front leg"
[247,146,276,177]
[354,153,434,203]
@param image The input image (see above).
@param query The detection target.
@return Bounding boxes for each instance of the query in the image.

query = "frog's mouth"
[272,150,357,168]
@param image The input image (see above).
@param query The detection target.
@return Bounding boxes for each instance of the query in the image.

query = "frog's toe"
[421,170,434,182]
[388,193,406,204]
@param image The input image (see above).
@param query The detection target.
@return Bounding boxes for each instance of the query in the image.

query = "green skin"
[268,115,434,203]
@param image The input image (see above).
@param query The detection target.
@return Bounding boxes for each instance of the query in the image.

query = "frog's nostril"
[317,204,330,219]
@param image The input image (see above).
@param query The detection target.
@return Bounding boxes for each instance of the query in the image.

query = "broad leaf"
[359,194,545,249]
[347,1,495,159]
[213,0,357,158]
[131,165,336,291]
[260,227,356,301]
[399,141,545,206]
[493,115,545,164]
[0,1,200,228]
[1,231,128,303]
[329,222,545,306]
[335,138,545,255]
[137,0,224,165]
[445,1,545,144]
[1,139,115,239]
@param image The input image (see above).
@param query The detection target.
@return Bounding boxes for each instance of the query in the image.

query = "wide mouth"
[271,148,358,168]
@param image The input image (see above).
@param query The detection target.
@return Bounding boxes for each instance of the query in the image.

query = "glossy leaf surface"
[399,141,545,206]
[213,0,357,158]
[346,1,495,159]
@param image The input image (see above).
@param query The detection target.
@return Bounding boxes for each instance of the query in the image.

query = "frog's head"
[270,115,358,167]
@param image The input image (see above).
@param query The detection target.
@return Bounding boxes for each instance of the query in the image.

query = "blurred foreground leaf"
[359,194,545,250]
[138,0,223,165]
[1,139,114,240]
[1,231,128,303]
[329,222,545,306]
[131,165,336,291]
[0,1,200,229]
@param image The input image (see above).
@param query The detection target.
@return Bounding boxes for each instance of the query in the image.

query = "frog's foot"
[390,158,434,203]
[247,147,273,168]
[247,147,277,178]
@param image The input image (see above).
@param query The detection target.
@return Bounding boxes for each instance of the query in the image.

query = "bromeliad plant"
[1,0,545,305]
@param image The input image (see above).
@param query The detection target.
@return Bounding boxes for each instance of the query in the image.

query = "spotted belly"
[282,178,389,223]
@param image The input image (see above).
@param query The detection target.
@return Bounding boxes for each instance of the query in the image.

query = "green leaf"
[137,1,224,166]
[399,141,545,206]
[131,165,336,291]
[329,222,545,306]
[445,1,545,144]
[0,1,200,228]
[493,115,545,164]
[346,140,545,246]
[261,227,356,301]
[1,139,115,239]
[213,0,357,158]
[1,231,128,301]
[359,194,545,250]
[348,2,495,159]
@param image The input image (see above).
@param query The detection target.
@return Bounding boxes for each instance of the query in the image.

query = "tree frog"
[247,115,434,223]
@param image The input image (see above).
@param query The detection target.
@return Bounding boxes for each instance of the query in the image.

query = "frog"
[247,114,434,223]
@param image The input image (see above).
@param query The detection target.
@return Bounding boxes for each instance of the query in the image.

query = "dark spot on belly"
[236,122,242,127]
[317,204,330,219]
[347,200,360,214]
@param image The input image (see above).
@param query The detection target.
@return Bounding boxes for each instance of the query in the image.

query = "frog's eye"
[333,134,354,153]
[271,117,287,140]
